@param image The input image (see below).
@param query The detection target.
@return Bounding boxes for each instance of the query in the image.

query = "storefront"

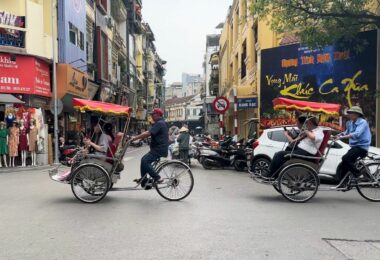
[57,63,88,143]
[0,52,51,165]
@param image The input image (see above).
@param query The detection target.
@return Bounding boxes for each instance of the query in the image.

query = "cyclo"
[49,98,194,203]
[248,97,380,203]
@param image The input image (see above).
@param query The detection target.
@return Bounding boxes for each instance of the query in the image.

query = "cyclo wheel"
[71,163,110,203]
[155,160,194,201]
[356,162,380,202]
[278,164,319,203]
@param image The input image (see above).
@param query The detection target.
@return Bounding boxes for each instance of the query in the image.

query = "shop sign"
[0,53,51,97]
[0,11,26,48]
[57,64,88,98]
[260,30,377,138]
[237,97,257,109]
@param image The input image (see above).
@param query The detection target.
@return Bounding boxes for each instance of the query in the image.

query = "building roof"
[280,34,299,46]
[165,95,196,106]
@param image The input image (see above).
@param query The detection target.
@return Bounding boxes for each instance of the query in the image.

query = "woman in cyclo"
[263,116,324,179]
[84,123,114,158]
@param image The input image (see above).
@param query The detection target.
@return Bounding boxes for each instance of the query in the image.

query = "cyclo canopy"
[72,98,132,116]
[272,97,341,116]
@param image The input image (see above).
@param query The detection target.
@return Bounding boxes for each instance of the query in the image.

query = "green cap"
[347,106,364,116]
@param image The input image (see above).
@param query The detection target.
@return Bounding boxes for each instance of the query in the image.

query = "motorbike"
[59,145,80,166]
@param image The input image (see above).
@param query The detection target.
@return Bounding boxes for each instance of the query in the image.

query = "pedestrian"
[177,126,190,163]
[334,106,371,182]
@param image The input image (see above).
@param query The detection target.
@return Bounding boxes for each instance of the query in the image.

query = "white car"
[251,127,380,182]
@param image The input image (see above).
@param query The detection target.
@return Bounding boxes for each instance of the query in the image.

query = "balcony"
[111,0,128,22]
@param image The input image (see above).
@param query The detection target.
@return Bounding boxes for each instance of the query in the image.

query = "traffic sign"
[212,96,230,114]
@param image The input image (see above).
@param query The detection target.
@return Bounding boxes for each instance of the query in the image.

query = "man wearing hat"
[335,106,371,181]
[130,108,169,184]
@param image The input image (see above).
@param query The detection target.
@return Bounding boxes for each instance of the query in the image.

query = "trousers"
[268,148,313,177]
[340,146,368,179]
[140,152,161,181]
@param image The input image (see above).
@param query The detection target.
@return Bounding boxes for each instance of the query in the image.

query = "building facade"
[219,0,278,138]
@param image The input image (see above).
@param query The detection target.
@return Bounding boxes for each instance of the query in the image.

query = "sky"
[142,0,233,85]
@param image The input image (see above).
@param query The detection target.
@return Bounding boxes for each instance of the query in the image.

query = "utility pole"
[51,0,59,164]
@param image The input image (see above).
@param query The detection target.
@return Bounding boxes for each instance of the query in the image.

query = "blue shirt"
[340,118,371,150]
[149,118,169,157]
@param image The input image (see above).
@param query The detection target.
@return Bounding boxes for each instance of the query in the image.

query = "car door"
[319,140,347,176]
[260,129,289,159]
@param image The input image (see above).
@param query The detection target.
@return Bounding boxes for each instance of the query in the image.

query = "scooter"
[59,145,79,166]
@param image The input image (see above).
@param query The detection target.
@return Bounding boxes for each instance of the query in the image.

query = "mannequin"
[0,122,8,167]
[19,120,29,167]
[28,119,39,166]
[8,121,19,167]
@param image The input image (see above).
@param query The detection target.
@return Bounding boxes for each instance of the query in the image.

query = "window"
[268,130,288,143]
[69,22,84,50]
[69,22,77,45]
[253,25,258,64]
[241,40,247,79]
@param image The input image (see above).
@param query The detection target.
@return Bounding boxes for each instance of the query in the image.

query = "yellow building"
[0,0,58,60]
[219,0,279,138]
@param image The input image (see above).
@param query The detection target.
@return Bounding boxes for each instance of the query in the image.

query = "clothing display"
[0,128,8,155]
[8,127,19,157]
[19,127,28,151]
[28,127,38,152]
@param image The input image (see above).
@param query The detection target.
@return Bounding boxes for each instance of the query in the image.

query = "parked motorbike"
[59,145,79,166]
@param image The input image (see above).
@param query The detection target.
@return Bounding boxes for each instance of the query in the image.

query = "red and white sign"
[212,96,230,114]
[0,53,51,97]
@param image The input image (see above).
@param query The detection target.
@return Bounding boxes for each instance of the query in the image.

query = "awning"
[72,98,131,116]
[273,97,341,115]
[0,94,25,104]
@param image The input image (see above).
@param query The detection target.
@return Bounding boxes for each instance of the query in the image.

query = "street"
[1,146,380,260]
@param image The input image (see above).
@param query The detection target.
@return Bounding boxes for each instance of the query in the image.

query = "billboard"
[260,30,377,143]
[0,11,26,48]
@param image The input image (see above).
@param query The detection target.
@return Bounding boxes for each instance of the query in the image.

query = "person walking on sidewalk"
[130,108,169,184]
[334,106,371,181]
[177,126,190,163]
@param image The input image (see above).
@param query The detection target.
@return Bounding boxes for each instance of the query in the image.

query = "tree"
[253,0,380,48]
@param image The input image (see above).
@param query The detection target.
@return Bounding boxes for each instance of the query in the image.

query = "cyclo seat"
[284,130,331,166]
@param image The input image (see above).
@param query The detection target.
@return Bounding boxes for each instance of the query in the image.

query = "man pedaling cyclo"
[263,116,324,179]
[129,108,169,186]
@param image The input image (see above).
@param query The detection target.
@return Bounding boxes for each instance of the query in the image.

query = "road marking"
[123,157,134,162]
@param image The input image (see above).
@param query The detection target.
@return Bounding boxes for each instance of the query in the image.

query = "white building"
[182,73,204,97]
[165,82,182,100]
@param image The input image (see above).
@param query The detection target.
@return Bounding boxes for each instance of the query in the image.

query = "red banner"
[0,53,51,97]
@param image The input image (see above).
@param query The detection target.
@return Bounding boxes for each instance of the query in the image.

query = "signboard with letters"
[57,64,88,99]
[237,97,257,109]
[0,53,51,97]
[260,30,377,144]
[0,11,26,48]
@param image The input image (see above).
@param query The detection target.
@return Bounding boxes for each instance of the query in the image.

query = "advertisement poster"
[260,30,377,144]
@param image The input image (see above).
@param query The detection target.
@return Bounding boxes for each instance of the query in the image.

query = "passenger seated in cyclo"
[284,115,307,151]
[263,116,324,179]
[83,123,114,157]
[129,108,168,185]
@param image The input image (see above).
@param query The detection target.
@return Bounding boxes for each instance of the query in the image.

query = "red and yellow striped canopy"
[273,97,341,116]
[72,98,131,116]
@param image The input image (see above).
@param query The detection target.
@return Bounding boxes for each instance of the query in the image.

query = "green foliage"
[252,0,380,48]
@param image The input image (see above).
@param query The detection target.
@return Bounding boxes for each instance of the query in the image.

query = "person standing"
[334,106,371,181]
[177,126,190,163]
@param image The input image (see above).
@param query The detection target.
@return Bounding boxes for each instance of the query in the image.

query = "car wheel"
[252,158,270,176]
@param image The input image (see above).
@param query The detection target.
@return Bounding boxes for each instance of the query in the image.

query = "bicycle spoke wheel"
[279,165,319,203]
[357,163,380,202]
[155,161,194,201]
[71,164,110,203]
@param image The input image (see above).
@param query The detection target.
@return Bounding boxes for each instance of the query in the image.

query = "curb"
[0,165,53,174]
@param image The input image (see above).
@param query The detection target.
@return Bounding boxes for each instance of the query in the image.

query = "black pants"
[179,149,189,162]
[340,146,368,179]
[267,148,313,177]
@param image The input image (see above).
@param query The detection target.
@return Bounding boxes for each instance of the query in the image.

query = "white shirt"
[297,127,324,155]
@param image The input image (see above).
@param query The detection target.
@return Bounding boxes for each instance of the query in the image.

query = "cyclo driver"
[130,108,169,186]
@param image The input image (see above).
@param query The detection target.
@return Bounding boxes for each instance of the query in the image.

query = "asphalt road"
[0,146,380,260]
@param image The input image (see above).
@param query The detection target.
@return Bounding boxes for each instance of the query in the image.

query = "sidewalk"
[0,165,53,174]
